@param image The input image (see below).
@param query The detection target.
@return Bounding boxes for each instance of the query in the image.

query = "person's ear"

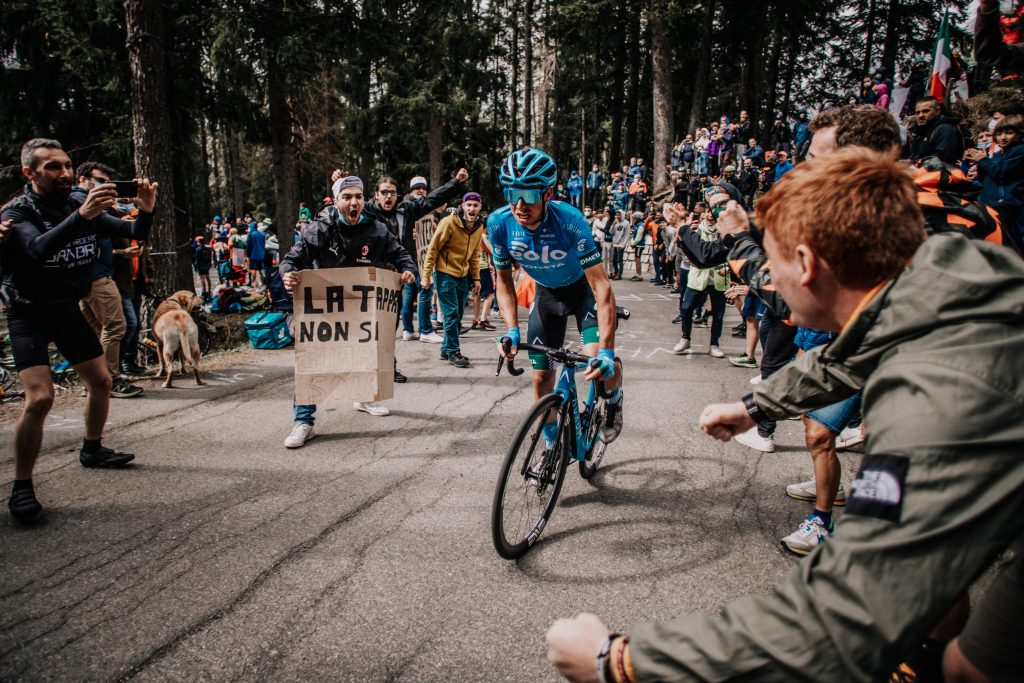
[795,244,818,287]
[21,166,33,181]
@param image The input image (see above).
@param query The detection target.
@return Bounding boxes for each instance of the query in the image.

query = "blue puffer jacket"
[977,144,1024,208]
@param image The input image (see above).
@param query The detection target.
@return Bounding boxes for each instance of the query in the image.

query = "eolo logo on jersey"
[507,239,568,264]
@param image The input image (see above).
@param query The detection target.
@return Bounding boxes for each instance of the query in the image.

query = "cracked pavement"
[0,280,863,681]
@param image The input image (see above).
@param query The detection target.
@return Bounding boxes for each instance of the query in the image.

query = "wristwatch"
[595,634,619,683]
[742,393,769,424]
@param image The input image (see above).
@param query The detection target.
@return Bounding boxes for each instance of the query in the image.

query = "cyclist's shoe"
[8,484,42,521]
[80,445,135,468]
[781,514,834,555]
[110,379,144,398]
[600,393,623,444]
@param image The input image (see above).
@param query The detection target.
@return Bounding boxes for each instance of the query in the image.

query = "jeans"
[120,296,139,365]
[652,252,663,281]
[756,312,798,438]
[294,397,316,425]
[569,194,582,209]
[436,272,468,356]
[401,281,433,335]
[612,247,625,277]
[806,393,862,435]
[679,286,726,345]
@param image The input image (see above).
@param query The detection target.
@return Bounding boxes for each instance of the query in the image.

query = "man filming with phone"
[1,138,158,522]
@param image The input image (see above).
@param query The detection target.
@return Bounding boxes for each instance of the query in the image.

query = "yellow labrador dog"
[152,290,204,388]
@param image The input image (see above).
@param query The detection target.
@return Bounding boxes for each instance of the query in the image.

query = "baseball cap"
[332,176,364,197]
[410,176,428,190]
[631,211,644,219]
[462,192,482,204]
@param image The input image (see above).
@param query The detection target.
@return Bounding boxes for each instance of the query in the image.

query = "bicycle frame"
[551,362,599,463]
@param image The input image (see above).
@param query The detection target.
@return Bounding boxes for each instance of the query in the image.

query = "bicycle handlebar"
[494,306,628,378]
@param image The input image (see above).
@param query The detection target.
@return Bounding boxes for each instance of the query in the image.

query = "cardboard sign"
[414,214,439,272]
[294,267,401,406]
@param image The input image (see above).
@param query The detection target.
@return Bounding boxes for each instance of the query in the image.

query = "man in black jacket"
[363,169,468,381]
[909,96,964,165]
[279,176,417,448]
[1,138,158,521]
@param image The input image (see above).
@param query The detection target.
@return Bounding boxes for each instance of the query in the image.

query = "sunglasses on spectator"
[503,187,546,205]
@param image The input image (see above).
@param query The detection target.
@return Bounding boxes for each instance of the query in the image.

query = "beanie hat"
[462,192,482,204]
[410,176,428,190]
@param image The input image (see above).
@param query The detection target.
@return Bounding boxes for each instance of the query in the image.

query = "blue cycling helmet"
[499,147,557,189]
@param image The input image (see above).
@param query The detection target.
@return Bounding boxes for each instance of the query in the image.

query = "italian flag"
[930,10,952,101]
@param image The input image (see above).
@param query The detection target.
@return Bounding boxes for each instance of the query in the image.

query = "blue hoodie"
[567,172,583,196]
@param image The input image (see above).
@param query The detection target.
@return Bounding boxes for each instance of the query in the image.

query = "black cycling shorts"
[6,302,103,372]
[526,276,599,371]
[958,553,1024,679]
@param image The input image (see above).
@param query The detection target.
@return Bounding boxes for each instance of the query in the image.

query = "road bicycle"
[490,308,628,560]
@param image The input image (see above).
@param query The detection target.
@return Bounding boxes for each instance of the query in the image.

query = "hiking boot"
[80,445,135,468]
[121,361,147,376]
[734,426,774,453]
[8,485,42,521]
[110,379,143,398]
[354,401,390,417]
[447,351,471,368]
[728,354,758,368]
[284,423,315,448]
[785,478,847,506]
[393,368,408,383]
[672,338,691,355]
[420,331,443,344]
[599,394,623,443]
[837,425,864,450]
[709,346,725,358]
[402,330,420,341]
[781,515,834,555]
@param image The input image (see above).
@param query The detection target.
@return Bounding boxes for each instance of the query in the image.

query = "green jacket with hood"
[630,233,1024,681]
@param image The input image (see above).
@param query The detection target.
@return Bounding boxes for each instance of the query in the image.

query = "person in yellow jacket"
[421,192,485,367]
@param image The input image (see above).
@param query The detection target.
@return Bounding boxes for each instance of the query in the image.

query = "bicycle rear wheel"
[491,394,569,559]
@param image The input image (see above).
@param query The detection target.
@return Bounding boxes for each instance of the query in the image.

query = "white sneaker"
[749,374,763,385]
[420,332,443,344]
[733,426,775,453]
[781,515,834,555]
[354,401,390,416]
[785,478,847,506]
[672,338,691,354]
[284,423,315,448]
[836,425,864,450]
[402,330,420,341]
[709,346,725,358]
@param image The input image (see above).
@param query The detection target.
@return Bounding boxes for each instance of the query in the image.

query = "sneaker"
[420,331,443,344]
[448,351,471,368]
[733,426,774,453]
[479,320,496,331]
[671,315,682,324]
[79,445,135,468]
[629,275,641,281]
[470,321,482,330]
[599,394,623,443]
[749,374,763,385]
[709,346,725,358]
[728,354,758,368]
[731,328,746,338]
[393,368,408,383]
[110,379,143,398]
[672,338,691,354]
[781,515,834,555]
[8,485,42,521]
[785,478,847,506]
[836,425,864,450]
[669,287,680,294]
[284,423,315,448]
[354,401,390,417]
[402,330,420,341]
[731,322,745,333]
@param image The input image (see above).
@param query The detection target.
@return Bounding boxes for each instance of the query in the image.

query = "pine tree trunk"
[428,109,443,189]
[688,0,717,134]
[864,0,877,75]
[267,25,298,256]
[125,0,190,293]
[880,0,901,73]
[199,118,212,222]
[624,7,641,157]
[609,0,628,168]
[226,126,243,218]
[650,10,673,195]
[510,0,520,149]
[524,0,534,145]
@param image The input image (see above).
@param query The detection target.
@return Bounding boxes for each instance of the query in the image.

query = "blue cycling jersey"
[487,200,602,289]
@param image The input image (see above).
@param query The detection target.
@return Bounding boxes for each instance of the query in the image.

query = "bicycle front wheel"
[491,394,569,559]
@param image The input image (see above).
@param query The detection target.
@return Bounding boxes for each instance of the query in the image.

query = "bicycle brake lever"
[506,359,525,376]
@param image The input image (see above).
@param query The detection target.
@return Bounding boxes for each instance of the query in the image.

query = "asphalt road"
[0,279,866,681]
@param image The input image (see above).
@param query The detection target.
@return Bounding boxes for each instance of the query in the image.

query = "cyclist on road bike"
[489,147,623,444]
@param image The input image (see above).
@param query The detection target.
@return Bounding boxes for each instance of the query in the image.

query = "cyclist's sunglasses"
[503,187,547,205]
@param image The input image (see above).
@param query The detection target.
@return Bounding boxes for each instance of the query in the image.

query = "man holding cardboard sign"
[279,176,416,449]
